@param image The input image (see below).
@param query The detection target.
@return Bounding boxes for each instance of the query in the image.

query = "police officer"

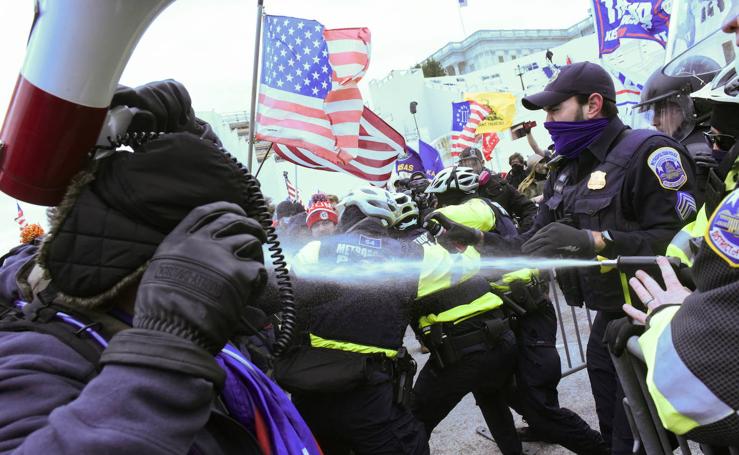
[666,51,739,266]
[621,188,739,446]
[634,56,721,206]
[495,61,696,454]
[413,166,521,455]
[424,178,608,455]
[281,186,428,455]
[458,147,538,232]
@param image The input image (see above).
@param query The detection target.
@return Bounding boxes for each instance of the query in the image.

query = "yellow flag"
[464,92,517,133]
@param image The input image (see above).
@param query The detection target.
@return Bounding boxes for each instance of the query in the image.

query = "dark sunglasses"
[704,132,736,151]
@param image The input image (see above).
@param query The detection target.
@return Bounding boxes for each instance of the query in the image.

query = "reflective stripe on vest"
[666,206,710,267]
[309,333,398,358]
[416,242,502,328]
[640,307,737,434]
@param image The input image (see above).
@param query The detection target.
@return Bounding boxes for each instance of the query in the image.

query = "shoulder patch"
[675,191,697,222]
[647,147,687,191]
[359,234,382,249]
[705,190,739,268]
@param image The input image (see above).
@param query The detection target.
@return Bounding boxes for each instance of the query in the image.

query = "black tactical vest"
[298,223,415,350]
[546,129,672,311]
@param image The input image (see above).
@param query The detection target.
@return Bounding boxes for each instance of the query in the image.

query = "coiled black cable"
[222,152,296,357]
[104,132,162,150]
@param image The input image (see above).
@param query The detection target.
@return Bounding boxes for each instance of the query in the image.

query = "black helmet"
[636,56,721,113]
[635,56,721,141]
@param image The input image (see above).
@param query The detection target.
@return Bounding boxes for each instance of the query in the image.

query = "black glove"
[694,152,718,190]
[424,212,482,247]
[101,202,267,385]
[111,79,198,134]
[522,222,595,258]
[604,317,645,357]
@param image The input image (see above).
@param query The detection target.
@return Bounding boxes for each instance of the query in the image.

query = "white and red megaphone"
[0,0,174,205]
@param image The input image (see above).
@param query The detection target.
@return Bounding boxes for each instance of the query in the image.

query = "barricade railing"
[611,337,739,455]
[547,271,592,377]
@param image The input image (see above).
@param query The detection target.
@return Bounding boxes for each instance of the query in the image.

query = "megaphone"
[0,0,174,206]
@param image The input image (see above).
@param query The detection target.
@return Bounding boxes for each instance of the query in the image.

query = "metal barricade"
[548,271,592,377]
[611,337,739,455]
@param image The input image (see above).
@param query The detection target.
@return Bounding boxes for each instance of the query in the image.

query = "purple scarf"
[544,118,610,159]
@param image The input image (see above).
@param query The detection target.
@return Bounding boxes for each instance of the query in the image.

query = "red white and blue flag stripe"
[256,15,371,167]
[14,202,27,230]
[274,107,404,186]
[451,101,491,156]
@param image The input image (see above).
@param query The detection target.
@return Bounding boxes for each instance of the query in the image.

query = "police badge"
[587,171,607,190]
[705,190,739,268]
[647,147,687,191]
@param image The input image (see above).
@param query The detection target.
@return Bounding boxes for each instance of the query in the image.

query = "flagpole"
[457,3,467,38]
[254,143,273,179]
[247,0,265,171]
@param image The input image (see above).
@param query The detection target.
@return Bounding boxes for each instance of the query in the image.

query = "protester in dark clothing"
[506,152,527,189]
[0,80,319,454]
[458,147,538,231]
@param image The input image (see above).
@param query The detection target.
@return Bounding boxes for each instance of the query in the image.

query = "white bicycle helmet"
[425,166,479,194]
[337,186,398,226]
[391,192,420,230]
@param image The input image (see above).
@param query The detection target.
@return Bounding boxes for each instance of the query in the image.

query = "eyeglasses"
[704,132,736,151]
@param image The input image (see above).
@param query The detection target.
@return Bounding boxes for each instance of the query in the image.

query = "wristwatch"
[601,230,615,253]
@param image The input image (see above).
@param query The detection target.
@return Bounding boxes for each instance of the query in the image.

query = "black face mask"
[511,163,524,171]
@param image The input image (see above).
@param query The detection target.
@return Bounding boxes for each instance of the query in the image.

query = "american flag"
[283,171,301,203]
[273,107,404,186]
[14,202,27,230]
[255,15,370,166]
[451,101,491,156]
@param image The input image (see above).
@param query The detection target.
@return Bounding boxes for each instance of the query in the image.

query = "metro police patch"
[675,191,697,221]
[647,147,687,191]
[705,189,739,268]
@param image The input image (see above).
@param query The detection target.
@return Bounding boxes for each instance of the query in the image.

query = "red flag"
[566,55,572,65]
[273,107,404,187]
[481,133,500,161]
[451,101,491,156]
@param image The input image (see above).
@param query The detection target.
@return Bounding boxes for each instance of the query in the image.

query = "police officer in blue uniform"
[279,187,428,455]
[517,62,698,454]
[440,62,697,454]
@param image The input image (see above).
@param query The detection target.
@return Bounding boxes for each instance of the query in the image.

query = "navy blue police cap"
[522,62,616,110]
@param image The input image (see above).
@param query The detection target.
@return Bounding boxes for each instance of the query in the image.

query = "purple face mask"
[544,118,611,159]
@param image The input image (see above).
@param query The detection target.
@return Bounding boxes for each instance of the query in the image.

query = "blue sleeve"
[0,331,214,454]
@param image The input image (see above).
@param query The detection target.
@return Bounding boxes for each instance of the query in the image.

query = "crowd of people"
[0,7,736,455]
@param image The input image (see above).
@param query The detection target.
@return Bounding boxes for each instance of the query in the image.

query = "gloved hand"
[694,151,718,190]
[604,317,645,357]
[110,79,198,134]
[522,222,595,258]
[101,202,268,385]
[423,212,483,247]
[134,201,267,353]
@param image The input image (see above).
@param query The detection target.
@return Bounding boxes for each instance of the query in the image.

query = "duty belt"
[422,309,508,369]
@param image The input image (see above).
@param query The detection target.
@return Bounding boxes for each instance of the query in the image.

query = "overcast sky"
[0,0,591,252]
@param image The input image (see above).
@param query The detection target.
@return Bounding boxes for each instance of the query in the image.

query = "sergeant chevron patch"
[676,191,697,221]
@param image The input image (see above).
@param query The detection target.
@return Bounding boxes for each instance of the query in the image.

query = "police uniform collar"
[586,117,628,163]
